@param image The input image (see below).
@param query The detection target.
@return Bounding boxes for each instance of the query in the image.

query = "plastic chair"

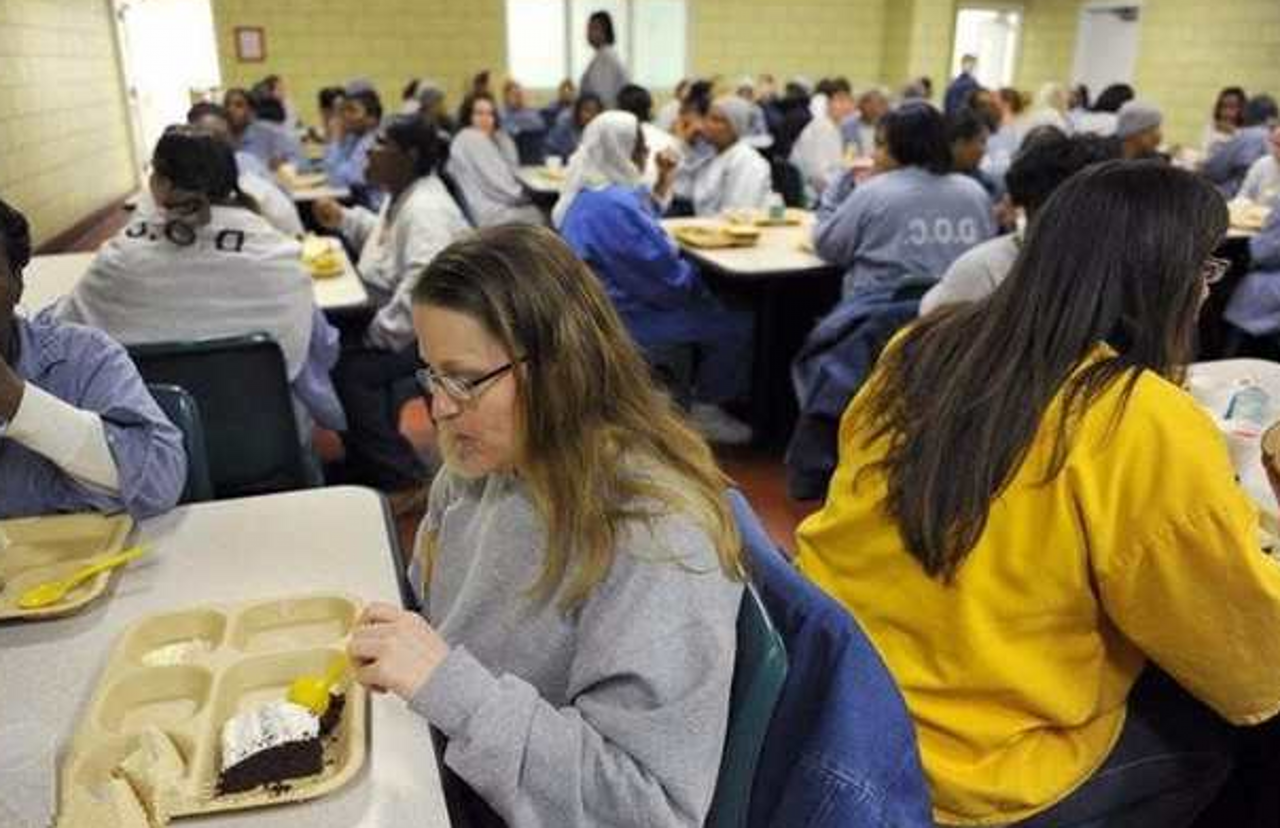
[146,383,214,504]
[514,129,548,165]
[128,333,319,500]
[706,576,789,828]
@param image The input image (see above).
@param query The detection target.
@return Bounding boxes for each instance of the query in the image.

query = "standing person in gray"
[346,225,745,827]
[580,10,630,108]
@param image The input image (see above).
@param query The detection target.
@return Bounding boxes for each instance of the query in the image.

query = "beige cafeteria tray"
[0,513,132,621]
[57,593,368,823]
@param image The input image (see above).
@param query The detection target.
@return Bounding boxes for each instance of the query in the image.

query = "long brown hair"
[858,161,1226,580]
[413,224,742,611]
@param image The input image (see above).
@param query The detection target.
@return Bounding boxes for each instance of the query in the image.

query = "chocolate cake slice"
[217,700,323,795]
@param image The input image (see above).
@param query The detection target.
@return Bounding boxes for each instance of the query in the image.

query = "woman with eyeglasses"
[345,224,744,828]
[795,161,1280,826]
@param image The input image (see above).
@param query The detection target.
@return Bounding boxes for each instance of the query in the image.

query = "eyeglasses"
[415,359,525,404]
[1202,255,1231,286]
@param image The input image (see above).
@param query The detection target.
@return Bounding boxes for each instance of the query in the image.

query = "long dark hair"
[857,161,1226,579]
[1213,86,1247,126]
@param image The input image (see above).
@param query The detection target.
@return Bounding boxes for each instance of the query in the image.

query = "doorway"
[1071,2,1141,94]
[112,0,222,178]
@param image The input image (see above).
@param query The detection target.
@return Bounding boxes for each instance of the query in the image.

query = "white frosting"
[219,700,319,770]
[141,639,213,666]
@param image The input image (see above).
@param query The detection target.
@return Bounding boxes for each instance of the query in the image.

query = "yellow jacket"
[795,360,1280,825]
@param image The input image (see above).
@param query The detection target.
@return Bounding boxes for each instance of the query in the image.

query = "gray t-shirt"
[813,166,996,298]
[409,470,743,827]
[919,232,1021,316]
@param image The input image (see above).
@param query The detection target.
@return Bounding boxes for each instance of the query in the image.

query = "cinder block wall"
[0,0,137,245]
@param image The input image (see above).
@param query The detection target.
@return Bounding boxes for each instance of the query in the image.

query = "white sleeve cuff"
[7,382,121,493]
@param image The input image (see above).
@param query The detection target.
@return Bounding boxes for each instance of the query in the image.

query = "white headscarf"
[551,110,643,228]
[711,95,753,144]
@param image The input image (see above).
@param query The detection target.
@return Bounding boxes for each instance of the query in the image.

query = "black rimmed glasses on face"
[1202,255,1231,286]
[415,359,525,404]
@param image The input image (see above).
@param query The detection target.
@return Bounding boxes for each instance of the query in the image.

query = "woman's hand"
[348,602,450,700]
[313,197,345,230]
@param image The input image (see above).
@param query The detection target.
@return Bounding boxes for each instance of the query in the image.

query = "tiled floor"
[317,398,818,557]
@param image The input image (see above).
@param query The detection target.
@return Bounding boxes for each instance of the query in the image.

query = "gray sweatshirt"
[409,470,743,827]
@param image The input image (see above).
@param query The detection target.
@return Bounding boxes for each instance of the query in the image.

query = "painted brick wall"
[1135,0,1280,149]
[1016,0,1079,96]
[690,0,885,89]
[0,0,137,245]
[211,0,507,122]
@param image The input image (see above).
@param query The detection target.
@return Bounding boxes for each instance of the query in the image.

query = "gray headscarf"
[1116,100,1163,139]
[711,95,753,142]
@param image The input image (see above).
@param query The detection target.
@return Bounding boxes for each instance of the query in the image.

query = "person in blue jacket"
[555,111,755,445]
[0,198,186,519]
[814,102,995,299]
[1203,95,1278,197]
[1224,205,1280,339]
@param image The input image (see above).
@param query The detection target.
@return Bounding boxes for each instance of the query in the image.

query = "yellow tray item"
[301,236,344,279]
[672,224,761,249]
[0,513,133,621]
[58,593,368,822]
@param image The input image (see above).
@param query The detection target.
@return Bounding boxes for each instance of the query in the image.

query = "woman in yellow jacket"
[795,160,1280,827]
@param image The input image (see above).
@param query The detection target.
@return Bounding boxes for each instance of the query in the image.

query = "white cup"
[545,155,563,171]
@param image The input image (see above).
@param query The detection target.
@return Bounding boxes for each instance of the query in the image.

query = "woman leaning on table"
[346,224,744,827]
[795,161,1280,827]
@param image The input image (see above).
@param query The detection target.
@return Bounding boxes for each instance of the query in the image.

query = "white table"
[18,253,95,316]
[1187,359,1280,528]
[289,185,352,203]
[662,215,832,281]
[661,213,841,445]
[0,487,451,828]
[20,250,368,315]
[309,242,369,313]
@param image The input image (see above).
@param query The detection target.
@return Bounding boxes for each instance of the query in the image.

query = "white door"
[113,0,222,178]
[1070,3,1141,93]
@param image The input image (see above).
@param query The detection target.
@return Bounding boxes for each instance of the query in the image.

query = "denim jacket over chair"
[785,286,925,501]
[728,490,933,828]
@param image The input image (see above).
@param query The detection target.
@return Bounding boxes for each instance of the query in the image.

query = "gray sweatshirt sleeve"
[410,515,743,828]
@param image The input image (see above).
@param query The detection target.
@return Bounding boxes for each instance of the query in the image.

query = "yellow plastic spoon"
[287,653,349,716]
[17,546,147,609]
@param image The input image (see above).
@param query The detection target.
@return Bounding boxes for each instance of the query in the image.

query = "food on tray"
[140,639,215,667]
[116,728,186,824]
[1230,199,1271,231]
[301,236,343,278]
[217,693,345,795]
[672,225,760,249]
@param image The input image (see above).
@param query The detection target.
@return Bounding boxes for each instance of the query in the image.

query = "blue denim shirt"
[0,312,186,519]
[728,490,933,828]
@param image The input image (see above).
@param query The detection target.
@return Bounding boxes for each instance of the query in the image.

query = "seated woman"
[0,198,185,519]
[815,103,994,299]
[346,224,744,827]
[796,161,1280,826]
[543,92,604,160]
[555,111,754,445]
[313,115,472,502]
[54,126,345,441]
[686,95,772,217]
[1223,202,1280,342]
[446,92,545,227]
